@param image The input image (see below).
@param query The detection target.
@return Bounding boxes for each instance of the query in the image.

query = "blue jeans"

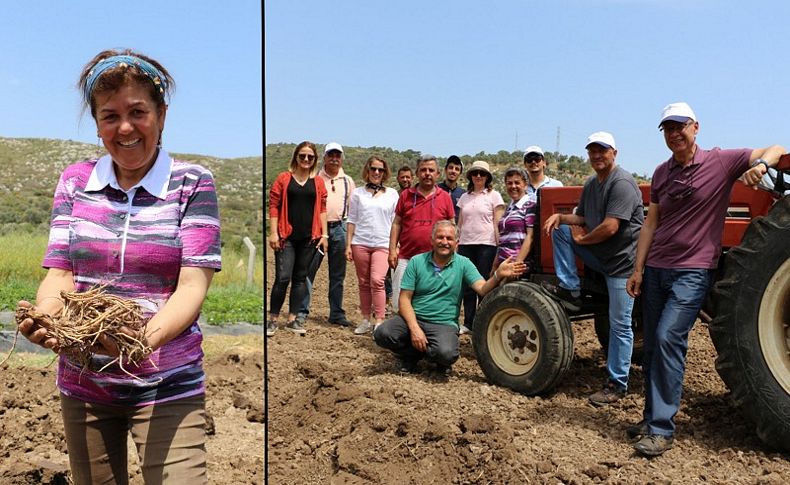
[552,225,634,390]
[641,266,713,437]
[458,244,497,328]
[268,238,313,316]
[299,221,347,321]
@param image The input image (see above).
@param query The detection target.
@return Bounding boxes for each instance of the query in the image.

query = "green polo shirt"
[401,251,484,326]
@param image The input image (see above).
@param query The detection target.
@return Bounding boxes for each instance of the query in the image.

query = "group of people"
[266,145,561,337]
[267,101,785,458]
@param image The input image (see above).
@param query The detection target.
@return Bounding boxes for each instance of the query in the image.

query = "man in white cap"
[625,102,785,456]
[523,145,563,204]
[542,131,644,408]
[298,142,356,328]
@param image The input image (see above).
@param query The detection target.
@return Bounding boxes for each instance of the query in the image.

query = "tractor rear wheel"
[710,196,790,451]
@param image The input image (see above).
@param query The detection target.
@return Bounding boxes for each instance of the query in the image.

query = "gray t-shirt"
[576,166,643,277]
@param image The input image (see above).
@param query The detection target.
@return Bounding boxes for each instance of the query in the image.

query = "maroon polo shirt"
[395,186,455,259]
[647,146,751,269]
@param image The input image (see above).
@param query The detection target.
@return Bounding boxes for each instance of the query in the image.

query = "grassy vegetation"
[0,232,263,323]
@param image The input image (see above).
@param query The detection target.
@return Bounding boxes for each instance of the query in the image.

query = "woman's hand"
[92,326,144,358]
[16,300,59,352]
[268,233,281,251]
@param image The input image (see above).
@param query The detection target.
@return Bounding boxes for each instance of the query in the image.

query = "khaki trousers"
[61,393,207,485]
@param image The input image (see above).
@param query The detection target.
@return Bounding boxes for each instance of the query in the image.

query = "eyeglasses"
[660,120,693,133]
[330,178,336,192]
[297,153,315,161]
[524,156,544,164]
[369,167,385,173]
[469,171,487,177]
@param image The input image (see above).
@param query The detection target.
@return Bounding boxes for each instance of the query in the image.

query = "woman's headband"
[84,55,167,101]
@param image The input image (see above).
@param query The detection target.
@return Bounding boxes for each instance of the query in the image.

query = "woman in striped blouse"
[17,49,221,484]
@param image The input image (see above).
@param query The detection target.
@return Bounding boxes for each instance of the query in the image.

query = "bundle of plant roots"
[12,286,152,373]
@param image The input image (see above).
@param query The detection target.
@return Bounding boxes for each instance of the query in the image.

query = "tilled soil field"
[266,248,789,484]
[0,338,264,484]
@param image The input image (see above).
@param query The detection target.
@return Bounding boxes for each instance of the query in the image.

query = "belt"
[328,221,344,227]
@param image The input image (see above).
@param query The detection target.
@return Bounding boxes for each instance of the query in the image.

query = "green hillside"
[0,137,262,251]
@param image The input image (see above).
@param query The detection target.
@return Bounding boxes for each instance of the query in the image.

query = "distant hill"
[0,137,262,251]
[265,143,650,202]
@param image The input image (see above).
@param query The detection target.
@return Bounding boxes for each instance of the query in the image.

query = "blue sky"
[266,0,790,176]
[1,1,261,158]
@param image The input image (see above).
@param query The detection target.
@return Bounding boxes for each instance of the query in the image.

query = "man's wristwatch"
[751,158,769,172]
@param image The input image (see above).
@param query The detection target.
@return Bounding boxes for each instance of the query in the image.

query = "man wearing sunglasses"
[625,102,785,456]
[523,145,563,204]
[299,142,357,328]
[542,131,644,410]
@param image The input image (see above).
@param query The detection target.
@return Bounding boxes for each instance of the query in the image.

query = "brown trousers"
[60,393,207,485]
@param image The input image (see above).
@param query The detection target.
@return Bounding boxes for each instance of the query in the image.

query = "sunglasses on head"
[297,153,315,161]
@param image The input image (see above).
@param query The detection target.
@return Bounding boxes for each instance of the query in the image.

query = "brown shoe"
[626,419,649,439]
[633,434,674,456]
[588,382,626,407]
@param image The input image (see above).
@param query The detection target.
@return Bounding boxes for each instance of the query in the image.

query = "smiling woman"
[14,48,222,484]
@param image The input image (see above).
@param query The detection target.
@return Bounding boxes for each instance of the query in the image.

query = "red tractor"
[473,156,790,451]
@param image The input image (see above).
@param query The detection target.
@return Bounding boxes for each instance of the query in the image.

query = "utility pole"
[515,130,518,152]
[556,126,560,154]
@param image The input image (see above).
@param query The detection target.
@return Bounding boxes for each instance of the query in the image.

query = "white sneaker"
[354,320,372,335]
[459,325,471,335]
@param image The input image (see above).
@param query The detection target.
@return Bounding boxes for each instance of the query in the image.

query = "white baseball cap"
[586,131,617,150]
[324,142,344,155]
[658,102,696,128]
[524,145,544,157]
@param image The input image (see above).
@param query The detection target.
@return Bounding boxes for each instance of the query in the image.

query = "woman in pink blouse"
[456,161,505,333]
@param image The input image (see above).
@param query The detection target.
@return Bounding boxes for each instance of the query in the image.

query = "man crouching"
[374,219,525,376]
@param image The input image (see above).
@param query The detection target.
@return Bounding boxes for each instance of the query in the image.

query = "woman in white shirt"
[456,161,505,333]
[345,156,400,334]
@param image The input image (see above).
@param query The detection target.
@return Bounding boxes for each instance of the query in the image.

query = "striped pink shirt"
[43,150,222,406]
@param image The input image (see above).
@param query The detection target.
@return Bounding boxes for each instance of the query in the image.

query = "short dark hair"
[397,165,413,175]
[445,155,463,170]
